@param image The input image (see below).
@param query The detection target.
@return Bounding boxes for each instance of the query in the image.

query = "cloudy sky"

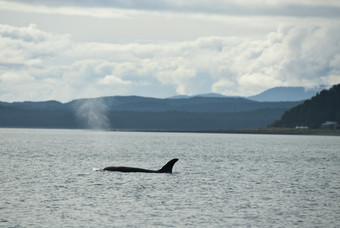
[1,0,340,102]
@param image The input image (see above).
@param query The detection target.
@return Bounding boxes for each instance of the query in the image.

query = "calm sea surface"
[1,128,339,227]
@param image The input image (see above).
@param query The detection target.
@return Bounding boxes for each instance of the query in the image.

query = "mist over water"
[75,98,110,130]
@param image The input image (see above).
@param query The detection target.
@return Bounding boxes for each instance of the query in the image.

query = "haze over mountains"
[0,86,325,130]
[247,86,326,102]
[171,86,325,102]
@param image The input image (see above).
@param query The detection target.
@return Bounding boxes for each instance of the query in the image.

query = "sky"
[0,0,340,102]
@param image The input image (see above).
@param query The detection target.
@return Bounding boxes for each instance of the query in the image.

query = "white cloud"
[98,75,132,86]
[0,23,339,102]
[0,23,71,66]
[0,71,34,84]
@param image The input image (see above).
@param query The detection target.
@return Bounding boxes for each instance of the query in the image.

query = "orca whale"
[103,158,178,173]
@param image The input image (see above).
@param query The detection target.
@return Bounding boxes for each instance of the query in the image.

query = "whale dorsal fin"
[158,158,178,173]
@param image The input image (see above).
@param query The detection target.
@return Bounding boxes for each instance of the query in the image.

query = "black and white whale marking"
[103,158,178,173]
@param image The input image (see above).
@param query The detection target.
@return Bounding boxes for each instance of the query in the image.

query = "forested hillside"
[0,96,300,130]
[270,84,340,128]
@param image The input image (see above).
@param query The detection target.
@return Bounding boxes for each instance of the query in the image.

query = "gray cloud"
[3,0,340,18]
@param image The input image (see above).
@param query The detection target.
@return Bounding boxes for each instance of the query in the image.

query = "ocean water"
[1,128,339,227]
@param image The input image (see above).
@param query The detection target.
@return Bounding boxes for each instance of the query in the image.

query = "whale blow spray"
[76,98,110,130]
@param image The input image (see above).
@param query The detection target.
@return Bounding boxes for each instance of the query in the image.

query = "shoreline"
[1,127,340,136]
[114,128,340,136]
[217,128,340,136]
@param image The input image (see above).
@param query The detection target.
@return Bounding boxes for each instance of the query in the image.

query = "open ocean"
[1,128,339,227]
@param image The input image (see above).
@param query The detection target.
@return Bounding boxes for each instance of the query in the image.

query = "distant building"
[295,126,308,129]
[321,121,338,129]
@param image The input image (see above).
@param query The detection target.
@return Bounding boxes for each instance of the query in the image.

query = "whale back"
[158,158,179,173]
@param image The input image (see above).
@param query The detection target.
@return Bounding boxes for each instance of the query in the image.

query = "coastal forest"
[270,84,340,129]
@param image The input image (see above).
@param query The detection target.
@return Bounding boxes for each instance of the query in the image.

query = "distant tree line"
[0,106,287,131]
[270,84,340,128]
[0,96,302,131]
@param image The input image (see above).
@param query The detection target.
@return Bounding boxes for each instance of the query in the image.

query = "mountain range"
[247,86,326,102]
[0,86,327,130]
[170,86,325,102]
